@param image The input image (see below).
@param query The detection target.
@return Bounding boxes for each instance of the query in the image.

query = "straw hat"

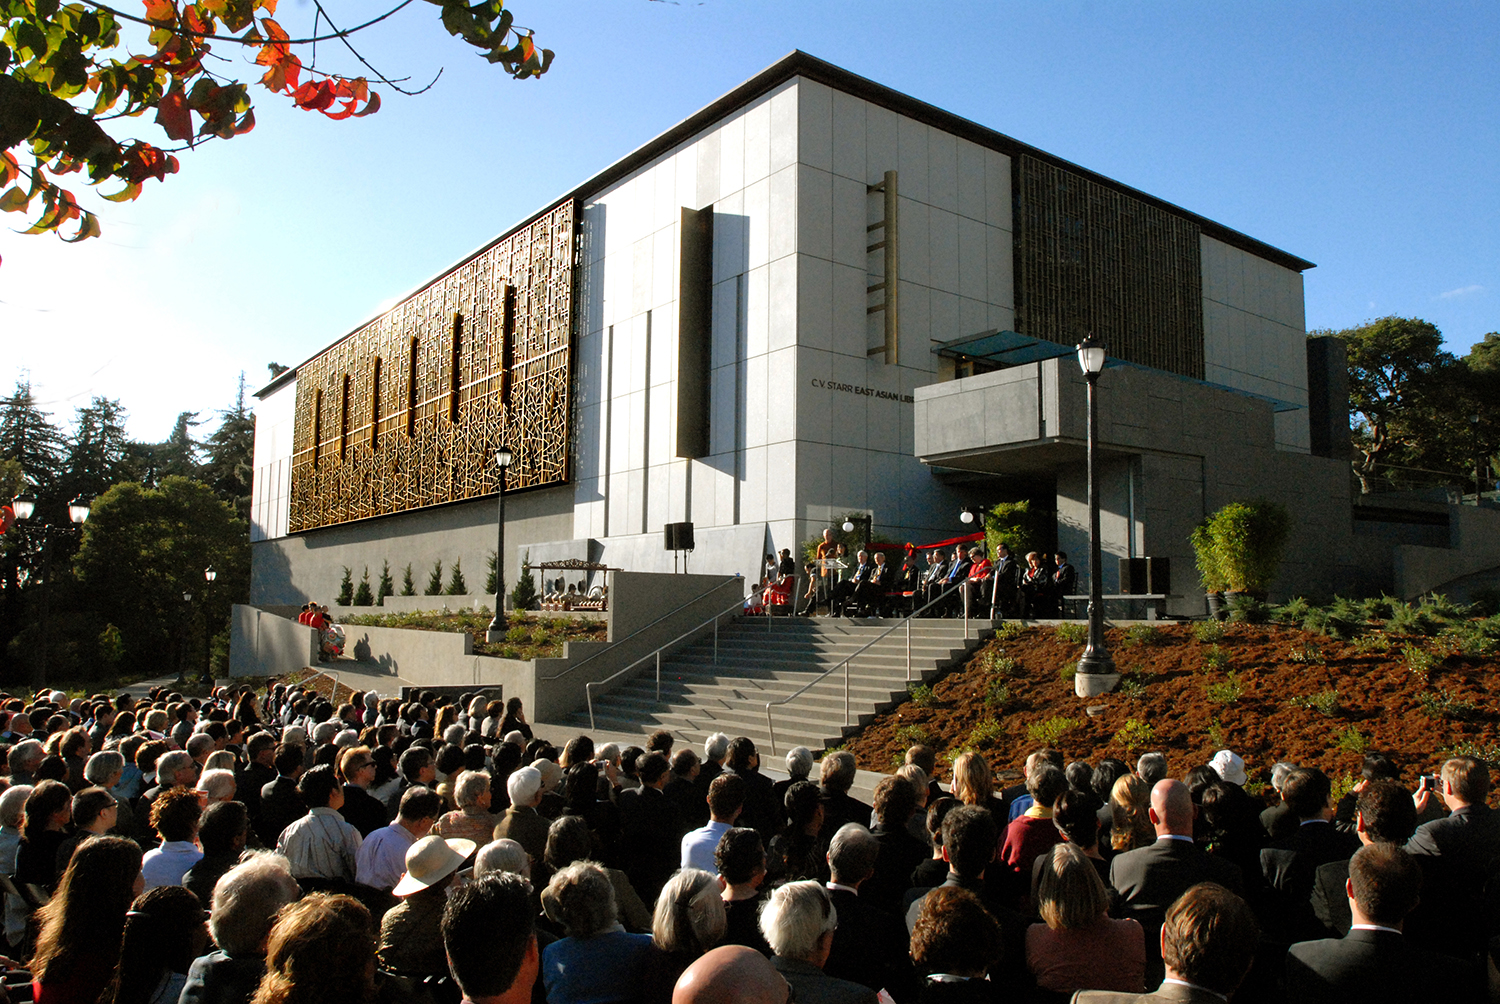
[392,835,476,896]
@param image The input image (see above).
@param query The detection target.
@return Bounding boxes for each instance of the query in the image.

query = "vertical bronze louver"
[866,170,900,365]
[1013,156,1204,379]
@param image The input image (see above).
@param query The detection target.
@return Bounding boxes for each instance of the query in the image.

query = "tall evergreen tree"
[134,412,204,487]
[0,379,67,497]
[58,396,133,504]
[202,374,255,520]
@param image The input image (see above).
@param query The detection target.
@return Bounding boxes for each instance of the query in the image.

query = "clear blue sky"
[2,0,1495,441]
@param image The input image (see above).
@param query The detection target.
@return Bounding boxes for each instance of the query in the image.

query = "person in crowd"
[908,887,1002,1003]
[955,547,991,619]
[1108,781,1242,987]
[1309,779,1416,938]
[1027,843,1145,996]
[249,893,380,1004]
[822,824,916,1001]
[377,833,475,978]
[768,780,826,884]
[948,751,1008,821]
[1286,842,1473,1002]
[30,835,144,1004]
[546,814,652,932]
[640,868,727,1004]
[142,785,204,890]
[540,860,654,1004]
[103,885,208,1004]
[275,764,361,885]
[999,763,1067,897]
[442,872,541,1004]
[433,769,503,846]
[335,746,387,837]
[383,746,436,818]
[816,752,871,842]
[356,786,441,893]
[664,750,705,830]
[759,880,877,1004]
[1405,754,1500,955]
[494,765,550,868]
[618,750,681,905]
[1134,753,1168,788]
[257,744,306,847]
[1260,766,1359,943]
[180,853,302,1004]
[989,543,1021,618]
[1260,761,1301,840]
[682,774,745,875]
[197,767,238,805]
[671,945,789,1004]
[50,784,116,880]
[1074,882,1258,1003]
[0,783,31,949]
[16,779,73,889]
[723,738,778,838]
[695,733,729,805]
[1333,752,1402,832]
[864,775,927,914]
[184,801,250,905]
[894,764,933,847]
[714,827,771,955]
[1109,775,1156,855]
[772,747,814,820]
[473,838,531,881]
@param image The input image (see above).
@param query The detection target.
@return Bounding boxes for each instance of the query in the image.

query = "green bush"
[1115,718,1156,752]
[1418,687,1479,721]
[1206,718,1226,750]
[984,680,1012,709]
[1123,624,1161,647]
[1196,498,1291,595]
[907,683,935,708]
[1272,597,1311,625]
[1059,661,1078,682]
[1027,716,1077,747]
[1056,623,1088,644]
[446,559,468,596]
[1229,595,1271,624]
[994,621,1027,641]
[1288,641,1325,665]
[1194,618,1228,643]
[1403,643,1439,679]
[1201,645,1229,673]
[510,551,541,612]
[1116,673,1148,699]
[1205,673,1244,704]
[1288,689,1340,716]
[983,500,1049,563]
[894,724,933,747]
[1386,601,1442,637]
[1336,726,1368,754]
[425,560,444,596]
[967,720,1006,749]
[1190,521,1226,593]
[401,563,416,596]
[377,562,395,605]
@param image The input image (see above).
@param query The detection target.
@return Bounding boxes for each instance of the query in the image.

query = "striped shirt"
[276,807,362,882]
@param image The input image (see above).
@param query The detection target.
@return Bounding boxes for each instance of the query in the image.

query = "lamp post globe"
[1075,334,1117,692]
[486,445,516,643]
[11,495,36,521]
[960,508,975,524]
[67,496,91,524]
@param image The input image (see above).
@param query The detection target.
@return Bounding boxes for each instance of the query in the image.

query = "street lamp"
[486,445,515,643]
[201,565,217,684]
[10,493,90,689]
[841,514,872,554]
[1075,334,1117,693]
[1474,413,1485,505]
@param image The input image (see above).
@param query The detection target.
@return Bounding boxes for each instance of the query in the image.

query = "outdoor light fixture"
[204,565,217,584]
[841,514,873,553]
[959,508,976,524]
[67,496,91,524]
[487,444,516,642]
[11,495,36,521]
[1075,333,1117,694]
[183,591,193,603]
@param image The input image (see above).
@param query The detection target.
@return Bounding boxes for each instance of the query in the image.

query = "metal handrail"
[763,581,982,755]
[585,592,776,729]
[541,577,744,681]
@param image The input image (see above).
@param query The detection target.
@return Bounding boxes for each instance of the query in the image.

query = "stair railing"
[763,584,976,755]
[583,592,790,730]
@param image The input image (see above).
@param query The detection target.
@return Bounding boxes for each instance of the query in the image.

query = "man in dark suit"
[989,543,1021,617]
[863,776,927,915]
[1403,754,1500,957]
[618,751,680,904]
[1109,780,1242,986]
[936,546,971,616]
[1286,843,1474,1002]
[822,824,917,1002]
[235,731,277,830]
[1051,551,1077,608]
[832,551,872,618]
[817,752,872,844]
[664,749,707,832]
[1076,882,1259,1004]
[920,549,950,610]
[1260,767,1360,943]
[724,738,780,839]
[1310,779,1417,937]
[257,742,307,847]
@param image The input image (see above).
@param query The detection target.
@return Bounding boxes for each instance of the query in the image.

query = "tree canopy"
[1321,317,1499,495]
[1,0,552,245]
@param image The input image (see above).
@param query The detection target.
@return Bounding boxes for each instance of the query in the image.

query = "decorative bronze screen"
[288,201,576,532]
[1014,156,1204,380]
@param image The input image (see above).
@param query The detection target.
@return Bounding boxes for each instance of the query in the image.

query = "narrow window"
[371,357,384,449]
[449,314,463,423]
[339,373,351,460]
[501,285,516,411]
[406,337,419,436]
[312,389,323,466]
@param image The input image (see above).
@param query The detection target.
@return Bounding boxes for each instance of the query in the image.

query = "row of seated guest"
[918,546,1078,619]
[6,678,1493,1004]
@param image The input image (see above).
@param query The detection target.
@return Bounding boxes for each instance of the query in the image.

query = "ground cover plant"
[338,610,606,660]
[845,595,1500,788]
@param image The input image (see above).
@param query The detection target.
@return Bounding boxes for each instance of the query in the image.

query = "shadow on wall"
[249,539,298,606]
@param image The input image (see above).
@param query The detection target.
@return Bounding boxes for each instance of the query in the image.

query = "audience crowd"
[0,683,1492,1004]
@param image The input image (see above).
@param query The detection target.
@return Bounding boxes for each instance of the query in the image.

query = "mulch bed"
[843,622,1500,791]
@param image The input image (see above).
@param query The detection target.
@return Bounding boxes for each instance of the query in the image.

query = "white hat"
[533,759,563,794]
[392,835,476,896]
[333,729,360,748]
[507,766,542,806]
[503,731,526,747]
[1209,749,1247,787]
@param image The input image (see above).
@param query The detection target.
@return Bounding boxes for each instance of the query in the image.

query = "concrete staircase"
[560,615,993,754]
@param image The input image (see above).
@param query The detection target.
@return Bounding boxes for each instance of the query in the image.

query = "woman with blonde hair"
[250,893,378,1004]
[948,751,1006,820]
[1109,775,1155,854]
[639,868,726,1004]
[1026,843,1144,995]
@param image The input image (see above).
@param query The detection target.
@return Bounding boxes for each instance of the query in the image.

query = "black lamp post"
[1474,413,1485,505]
[201,565,217,684]
[1075,335,1116,689]
[486,445,515,643]
[841,514,872,554]
[10,493,90,689]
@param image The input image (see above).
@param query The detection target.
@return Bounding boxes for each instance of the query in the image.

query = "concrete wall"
[229,605,317,679]
[1394,505,1500,599]
[248,484,574,608]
